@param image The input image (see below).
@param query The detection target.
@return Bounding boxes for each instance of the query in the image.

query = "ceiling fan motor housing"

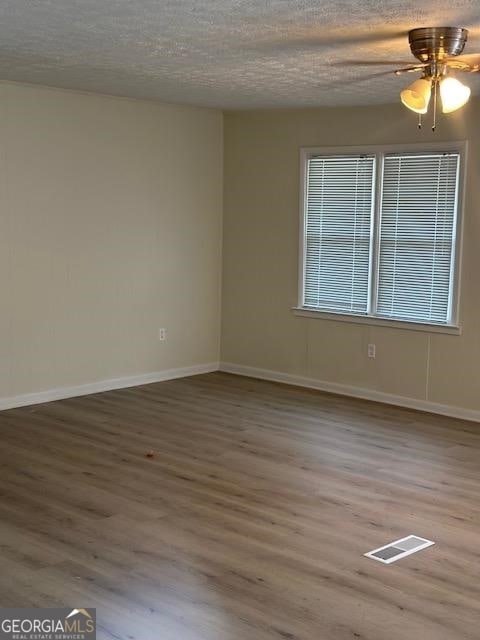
[409,27,468,62]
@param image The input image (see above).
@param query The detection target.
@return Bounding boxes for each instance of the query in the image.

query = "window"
[297,144,464,331]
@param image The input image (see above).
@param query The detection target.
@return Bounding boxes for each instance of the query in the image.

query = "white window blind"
[300,145,462,328]
[304,155,375,313]
[377,152,459,324]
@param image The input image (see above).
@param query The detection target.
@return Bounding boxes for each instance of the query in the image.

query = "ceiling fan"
[393,27,480,130]
[247,25,479,127]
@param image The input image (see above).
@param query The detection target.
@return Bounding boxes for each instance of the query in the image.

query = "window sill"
[292,307,462,335]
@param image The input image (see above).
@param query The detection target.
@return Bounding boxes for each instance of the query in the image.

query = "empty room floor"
[0,372,479,640]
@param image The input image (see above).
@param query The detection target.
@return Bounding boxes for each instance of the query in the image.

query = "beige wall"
[222,99,480,413]
[0,82,223,399]
[3,80,479,415]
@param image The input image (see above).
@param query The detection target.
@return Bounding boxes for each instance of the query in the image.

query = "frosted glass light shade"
[400,78,432,114]
[440,76,471,113]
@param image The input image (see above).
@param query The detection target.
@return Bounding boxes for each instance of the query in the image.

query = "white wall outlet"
[159,328,167,342]
[367,343,376,359]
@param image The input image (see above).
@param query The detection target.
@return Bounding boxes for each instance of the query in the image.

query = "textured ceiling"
[0,0,480,109]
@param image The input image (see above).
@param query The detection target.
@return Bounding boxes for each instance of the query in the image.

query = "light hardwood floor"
[1,372,480,639]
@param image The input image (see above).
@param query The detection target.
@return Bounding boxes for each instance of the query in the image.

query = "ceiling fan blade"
[394,64,429,75]
[446,53,480,71]
[331,60,427,75]
[318,69,395,90]
[330,60,413,67]
[243,28,407,54]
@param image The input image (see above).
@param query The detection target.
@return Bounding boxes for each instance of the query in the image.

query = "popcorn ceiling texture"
[0,0,479,108]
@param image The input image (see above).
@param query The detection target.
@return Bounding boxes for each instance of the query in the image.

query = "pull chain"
[418,113,422,129]
[432,78,438,132]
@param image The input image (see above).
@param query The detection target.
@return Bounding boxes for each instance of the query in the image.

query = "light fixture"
[396,27,478,130]
[400,77,432,114]
[400,73,471,127]
[439,76,471,113]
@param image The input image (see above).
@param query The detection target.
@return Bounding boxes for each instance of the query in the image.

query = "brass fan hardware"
[397,27,479,131]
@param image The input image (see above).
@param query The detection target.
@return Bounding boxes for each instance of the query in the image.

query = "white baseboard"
[0,362,220,411]
[5,359,478,423]
[220,362,480,423]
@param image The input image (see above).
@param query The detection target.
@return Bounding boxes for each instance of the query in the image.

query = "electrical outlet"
[159,328,167,342]
[367,343,376,359]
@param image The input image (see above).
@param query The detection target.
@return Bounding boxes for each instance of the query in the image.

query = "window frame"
[295,141,467,335]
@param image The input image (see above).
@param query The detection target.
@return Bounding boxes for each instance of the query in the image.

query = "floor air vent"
[365,535,435,564]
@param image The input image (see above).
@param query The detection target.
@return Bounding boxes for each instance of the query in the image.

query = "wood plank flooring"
[1,371,480,639]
